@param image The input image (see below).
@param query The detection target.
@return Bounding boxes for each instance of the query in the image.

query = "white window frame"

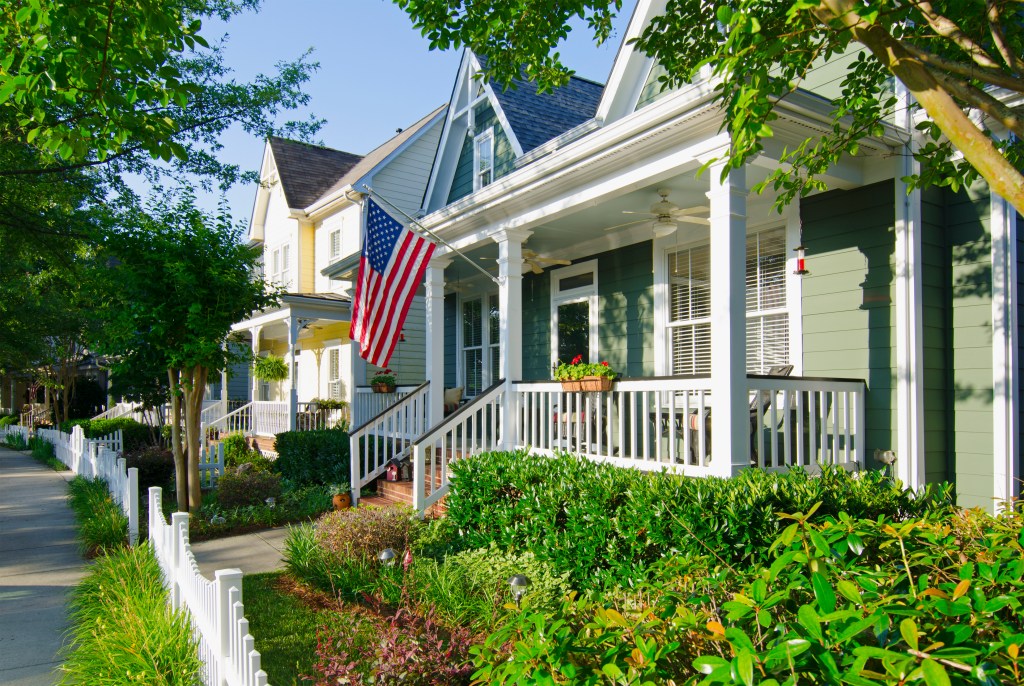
[654,224,798,376]
[327,347,342,400]
[473,127,494,191]
[269,243,291,291]
[457,292,500,397]
[328,226,342,262]
[549,260,599,369]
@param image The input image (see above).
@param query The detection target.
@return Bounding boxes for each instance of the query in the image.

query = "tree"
[395,0,1024,213]
[0,0,321,187]
[96,189,278,513]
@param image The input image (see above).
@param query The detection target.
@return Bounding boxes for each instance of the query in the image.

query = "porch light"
[653,217,677,238]
[378,548,397,566]
[508,574,531,607]
[793,245,810,276]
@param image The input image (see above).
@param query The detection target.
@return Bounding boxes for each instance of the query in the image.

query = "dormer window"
[474,128,494,190]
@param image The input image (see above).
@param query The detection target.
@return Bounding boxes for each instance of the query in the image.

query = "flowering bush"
[369,368,396,386]
[553,354,616,381]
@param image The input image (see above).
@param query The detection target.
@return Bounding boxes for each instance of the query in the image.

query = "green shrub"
[59,417,155,453]
[221,432,273,470]
[66,476,128,555]
[415,543,571,631]
[216,468,282,508]
[4,432,28,450]
[124,445,175,490]
[29,436,63,470]
[273,429,350,486]
[471,504,1024,685]
[0,414,18,427]
[446,451,954,586]
[60,543,200,684]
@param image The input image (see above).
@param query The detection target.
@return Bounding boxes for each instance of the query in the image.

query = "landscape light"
[509,574,531,607]
[378,548,397,566]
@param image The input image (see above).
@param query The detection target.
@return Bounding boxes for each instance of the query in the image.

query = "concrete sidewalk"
[0,446,86,686]
[190,527,289,576]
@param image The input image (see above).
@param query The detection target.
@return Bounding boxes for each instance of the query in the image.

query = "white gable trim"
[595,0,667,123]
[248,141,278,244]
[422,50,523,212]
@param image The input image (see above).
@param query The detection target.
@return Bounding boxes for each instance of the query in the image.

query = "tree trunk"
[183,365,209,515]
[168,368,188,512]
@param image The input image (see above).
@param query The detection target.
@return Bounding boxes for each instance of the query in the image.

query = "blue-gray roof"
[483,62,604,153]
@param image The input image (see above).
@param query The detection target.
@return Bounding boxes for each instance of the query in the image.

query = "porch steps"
[251,435,276,454]
[357,465,447,516]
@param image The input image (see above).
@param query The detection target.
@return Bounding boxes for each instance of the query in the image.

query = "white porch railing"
[411,381,505,515]
[352,385,421,427]
[295,402,350,432]
[148,488,268,686]
[251,401,288,437]
[349,382,430,505]
[92,401,140,421]
[205,402,254,440]
[36,426,139,545]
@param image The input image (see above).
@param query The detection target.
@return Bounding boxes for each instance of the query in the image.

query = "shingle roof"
[312,105,448,206]
[484,63,605,153]
[267,137,362,209]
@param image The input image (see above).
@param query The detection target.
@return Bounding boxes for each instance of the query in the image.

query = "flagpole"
[359,184,502,286]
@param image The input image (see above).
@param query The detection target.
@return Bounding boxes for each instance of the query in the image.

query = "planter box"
[371,383,396,393]
[559,376,614,393]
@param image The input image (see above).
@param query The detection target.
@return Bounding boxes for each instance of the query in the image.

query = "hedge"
[445,451,955,586]
[273,430,350,486]
[59,417,156,452]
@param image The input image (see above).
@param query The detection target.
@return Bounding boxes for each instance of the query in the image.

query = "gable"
[424,50,604,211]
[267,137,362,209]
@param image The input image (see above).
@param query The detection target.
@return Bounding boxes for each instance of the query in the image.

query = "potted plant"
[370,369,396,393]
[253,354,289,387]
[554,355,616,392]
[330,483,352,510]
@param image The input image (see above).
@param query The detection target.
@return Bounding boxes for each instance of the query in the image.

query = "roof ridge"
[267,135,362,158]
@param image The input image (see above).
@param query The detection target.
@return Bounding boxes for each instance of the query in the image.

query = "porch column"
[249,326,262,403]
[425,256,451,427]
[991,186,1020,508]
[894,88,926,489]
[287,317,298,431]
[708,161,749,477]
[493,228,531,450]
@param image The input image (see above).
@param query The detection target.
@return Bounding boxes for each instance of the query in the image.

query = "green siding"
[803,180,997,507]
[520,241,654,380]
[444,294,457,389]
[801,181,897,461]
[447,103,516,204]
[636,63,674,111]
[921,187,949,484]
[598,241,655,378]
[944,184,993,509]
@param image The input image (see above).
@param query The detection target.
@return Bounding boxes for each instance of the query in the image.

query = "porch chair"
[682,364,794,464]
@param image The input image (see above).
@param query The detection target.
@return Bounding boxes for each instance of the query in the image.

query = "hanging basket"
[559,376,614,393]
[371,383,396,393]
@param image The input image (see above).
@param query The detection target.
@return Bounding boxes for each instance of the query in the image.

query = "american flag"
[350,198,435,366]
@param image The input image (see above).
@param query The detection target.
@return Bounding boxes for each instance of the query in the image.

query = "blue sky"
[202,0,636,222]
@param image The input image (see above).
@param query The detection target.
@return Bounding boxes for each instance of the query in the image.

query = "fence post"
[169,512,189,610]
[148,487,161,545]
[215,569,244,686]
[127,467,139,546]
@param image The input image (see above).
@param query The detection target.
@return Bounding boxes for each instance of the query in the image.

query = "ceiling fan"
[480,248,571,275]
[605,188,710,237]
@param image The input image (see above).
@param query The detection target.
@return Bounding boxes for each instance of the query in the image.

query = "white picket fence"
[36,426,140,545]
[149,487,269,686]
[1,423,29,445]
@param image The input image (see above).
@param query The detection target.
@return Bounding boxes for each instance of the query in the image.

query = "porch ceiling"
[442,168,783,285]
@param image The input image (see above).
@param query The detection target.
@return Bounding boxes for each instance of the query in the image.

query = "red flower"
[601,361,609,367]
[572,354,583,365]
[402,548,413,572]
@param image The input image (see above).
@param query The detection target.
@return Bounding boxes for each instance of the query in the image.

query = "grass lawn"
[243,573,332,685]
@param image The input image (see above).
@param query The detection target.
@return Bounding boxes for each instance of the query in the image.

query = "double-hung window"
[473,128,494,190]
[328,348,342,400]
[270,244,291,291]
[666,227,788,375]
[328,228,341,263]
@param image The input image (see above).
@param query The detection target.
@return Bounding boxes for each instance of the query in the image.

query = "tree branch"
[905,0,999,69]
[927,66,1024,137]
[898,39,1024,93]
[986,0,1024,74]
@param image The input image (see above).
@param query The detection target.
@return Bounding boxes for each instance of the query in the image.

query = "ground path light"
[509,574,531,607]
[378,548,396,566]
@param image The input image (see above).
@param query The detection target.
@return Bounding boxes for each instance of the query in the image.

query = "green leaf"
[921,659,951,686]
[812,572,837,613]
[797,605,823,642]
[734,653,754,686]
[900,618,919,651]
